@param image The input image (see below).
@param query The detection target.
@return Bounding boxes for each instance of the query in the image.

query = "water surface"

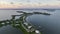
[0,10,60,34]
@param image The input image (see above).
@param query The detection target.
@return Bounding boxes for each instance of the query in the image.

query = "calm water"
[0,10,60,34]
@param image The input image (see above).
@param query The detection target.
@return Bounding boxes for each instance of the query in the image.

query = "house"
[35,30,40,34]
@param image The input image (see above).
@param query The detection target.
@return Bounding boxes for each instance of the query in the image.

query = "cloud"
[0,0,60,8]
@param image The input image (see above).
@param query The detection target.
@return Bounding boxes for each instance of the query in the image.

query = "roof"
[35,30,40,33]
[6,22,9,23]
[15,24,20,26]
[28,26,32,29]
[1,23,5,25]
[24,22,28,25]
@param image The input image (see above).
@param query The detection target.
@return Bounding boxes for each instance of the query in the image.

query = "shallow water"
[0,10,60,34]
[0,10,23,34]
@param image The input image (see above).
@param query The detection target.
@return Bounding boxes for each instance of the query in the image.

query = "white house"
[35,30,40,34]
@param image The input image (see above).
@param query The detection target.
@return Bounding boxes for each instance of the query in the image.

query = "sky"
[0,0,60,8]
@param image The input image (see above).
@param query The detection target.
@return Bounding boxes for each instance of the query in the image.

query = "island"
[0,11,51,34]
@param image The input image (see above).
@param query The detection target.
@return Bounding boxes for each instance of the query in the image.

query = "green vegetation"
[12,16,30,34]
[33,12,51,15]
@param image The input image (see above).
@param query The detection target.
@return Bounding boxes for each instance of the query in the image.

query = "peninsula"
[0,11,51,34]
